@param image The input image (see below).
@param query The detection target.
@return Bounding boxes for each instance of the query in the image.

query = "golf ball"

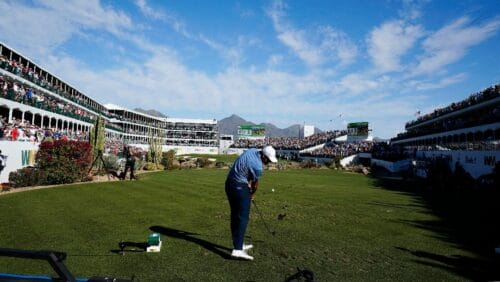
[272,189,275,192]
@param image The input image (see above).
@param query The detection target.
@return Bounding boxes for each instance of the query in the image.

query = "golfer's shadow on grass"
[150,226,232,260]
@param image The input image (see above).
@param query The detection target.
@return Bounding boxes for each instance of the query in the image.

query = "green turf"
[0,169,488,281]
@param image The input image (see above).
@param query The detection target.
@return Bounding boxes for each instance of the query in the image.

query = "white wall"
[0,141,39,183]
[371,158,411,173]
[163,145,218,155]
[340,155,358,167]
[416,150,499,179]
[371,150,499,179]
[128,144,219,155]
[226,148,246,155]
[303,125,314,138]
[299,143,325,153]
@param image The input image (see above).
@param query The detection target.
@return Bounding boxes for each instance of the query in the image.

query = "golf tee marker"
[146,233,162,252]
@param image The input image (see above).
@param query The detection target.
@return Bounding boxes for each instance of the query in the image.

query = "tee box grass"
[0,169,493,281]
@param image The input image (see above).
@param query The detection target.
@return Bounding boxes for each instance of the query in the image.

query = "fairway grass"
[0,169,492,281]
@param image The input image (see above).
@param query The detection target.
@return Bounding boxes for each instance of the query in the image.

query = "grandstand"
[391,85,500,149]
[0,41,219,180]
[376,85,500,179]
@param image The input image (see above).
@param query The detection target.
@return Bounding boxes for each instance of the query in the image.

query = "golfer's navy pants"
[225,180,251,250]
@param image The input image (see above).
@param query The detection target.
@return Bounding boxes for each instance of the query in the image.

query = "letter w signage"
[21,150,37,166]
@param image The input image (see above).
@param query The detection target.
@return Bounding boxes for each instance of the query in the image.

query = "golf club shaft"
[252,200,275,235]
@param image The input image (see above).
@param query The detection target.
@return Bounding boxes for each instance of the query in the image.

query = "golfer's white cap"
[262,145,278,163]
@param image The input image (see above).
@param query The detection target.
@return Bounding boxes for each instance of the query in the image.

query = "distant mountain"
[134,108,167,118]
[218,114,254,137]
[218,114,322,137]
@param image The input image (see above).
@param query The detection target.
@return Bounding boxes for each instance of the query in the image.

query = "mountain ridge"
[218,114,322,137]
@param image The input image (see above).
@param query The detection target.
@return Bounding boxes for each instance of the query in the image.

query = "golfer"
[225,145,277,260]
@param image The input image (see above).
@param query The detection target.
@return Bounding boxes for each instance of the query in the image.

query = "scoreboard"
[238,125,266,139]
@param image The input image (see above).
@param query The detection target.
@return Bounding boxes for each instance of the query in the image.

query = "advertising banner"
[0,141,39,183]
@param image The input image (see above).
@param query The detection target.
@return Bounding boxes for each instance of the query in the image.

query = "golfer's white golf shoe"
[231,249,254,261]
[243,244,253,251]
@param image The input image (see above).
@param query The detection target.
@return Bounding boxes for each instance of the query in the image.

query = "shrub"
[334,155,342,169]
[9,167,47,188]
[36,140,92,185]
[323,159,335,168]
[301,159,321,169]
[196,157,212,168]
[426,157,452,190]
[215,161,226,168]
[102,154,120,170]
[452,162,474,190]
[135,158,145,171]
[143,162,164,171]
[144,162,156,171]
[161,150,176,170]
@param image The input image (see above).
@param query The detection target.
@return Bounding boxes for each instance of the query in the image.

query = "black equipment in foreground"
[251,200,276,236]
[0,247,132,282]
[118,241,149,255]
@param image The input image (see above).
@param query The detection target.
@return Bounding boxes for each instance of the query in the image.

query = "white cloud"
[319,26,358,66]
[399,0,424,21]
[412,16,500,76]
[267,54,283,68]
[134,0,191,38]
[409,73,467,90]
[135,0,163,20]
[134,0,256,66]
[267,0,357,67]
[367,20,423,73]
[31,46,422,138]
[0,1,72,56]
[39,0,133,35]
[336,74,381,96]
[0,0,132,57]
[277,29,322,66]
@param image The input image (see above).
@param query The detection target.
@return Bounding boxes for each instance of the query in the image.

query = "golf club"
[252,200,276,236]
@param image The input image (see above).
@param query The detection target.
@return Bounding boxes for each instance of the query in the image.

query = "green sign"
[347,122,369,137]
[238,125,265,138]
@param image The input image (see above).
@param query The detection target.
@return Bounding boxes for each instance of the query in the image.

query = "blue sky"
[1,0,499,138]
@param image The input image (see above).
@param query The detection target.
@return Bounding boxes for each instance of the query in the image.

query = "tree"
[147,128,164,168]
[89,116,106,171]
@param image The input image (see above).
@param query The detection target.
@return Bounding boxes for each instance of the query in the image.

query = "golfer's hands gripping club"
[249,181,258,200]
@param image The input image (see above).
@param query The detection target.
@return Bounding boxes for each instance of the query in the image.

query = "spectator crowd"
[0,115,88,143]
[394,103,500,141]
[302,141,373,158]
[231,131,346,150]
[406,84,499,128]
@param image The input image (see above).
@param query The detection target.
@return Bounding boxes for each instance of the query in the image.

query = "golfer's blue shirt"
[227,148,263,185]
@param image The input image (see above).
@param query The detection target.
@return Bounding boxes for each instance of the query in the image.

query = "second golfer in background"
[225,145,277,260]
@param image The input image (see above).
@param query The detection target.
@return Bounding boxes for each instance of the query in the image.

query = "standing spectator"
[11,126,18,141]
[123,146,136,180]
[25,88,33,104]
